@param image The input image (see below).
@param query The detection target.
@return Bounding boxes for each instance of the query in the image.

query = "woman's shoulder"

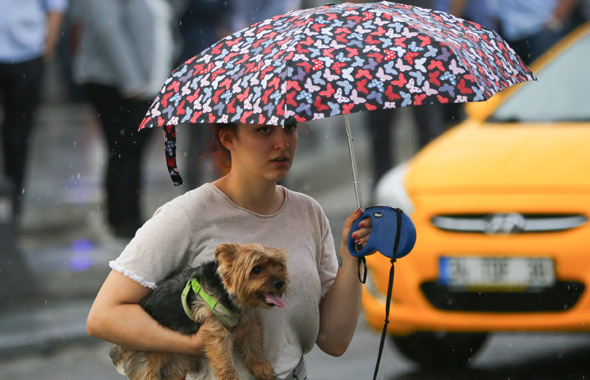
[282,186,327,220]
[283,186,322,207]
[156,183,225,216]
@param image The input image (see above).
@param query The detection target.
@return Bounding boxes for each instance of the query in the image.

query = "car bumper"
[363,192,590,335]
[363,288,590,335]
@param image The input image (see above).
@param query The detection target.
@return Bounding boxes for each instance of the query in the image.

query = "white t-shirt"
[110,183,338,379]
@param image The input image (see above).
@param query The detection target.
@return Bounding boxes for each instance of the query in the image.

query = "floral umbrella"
[139,1,536,201]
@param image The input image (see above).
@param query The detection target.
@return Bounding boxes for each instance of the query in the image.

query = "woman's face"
[225,124,298,183]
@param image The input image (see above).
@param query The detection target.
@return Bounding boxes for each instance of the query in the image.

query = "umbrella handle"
[345,114,362,209]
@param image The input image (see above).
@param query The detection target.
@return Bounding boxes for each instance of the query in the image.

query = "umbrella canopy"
[139,1,536,185]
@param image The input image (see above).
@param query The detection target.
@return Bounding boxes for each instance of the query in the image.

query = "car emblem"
[484,213,527,234]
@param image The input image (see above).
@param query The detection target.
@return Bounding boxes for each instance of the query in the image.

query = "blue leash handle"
[347,206,417,380]
[347,206,416,258]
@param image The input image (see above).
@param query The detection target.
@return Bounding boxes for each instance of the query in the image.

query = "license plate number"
[439,257,555,289]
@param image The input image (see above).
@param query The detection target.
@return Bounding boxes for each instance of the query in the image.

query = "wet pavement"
[0,98,420,358]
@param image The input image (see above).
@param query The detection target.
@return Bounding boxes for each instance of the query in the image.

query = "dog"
[109,243,288,380]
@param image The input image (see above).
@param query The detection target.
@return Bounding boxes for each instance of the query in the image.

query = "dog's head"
[214,243,288,309]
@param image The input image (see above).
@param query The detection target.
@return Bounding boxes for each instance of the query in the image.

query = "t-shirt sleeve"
[317,206,338,298]
[109,202,193,289]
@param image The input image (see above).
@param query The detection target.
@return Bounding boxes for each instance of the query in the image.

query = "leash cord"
[372,210,402,380]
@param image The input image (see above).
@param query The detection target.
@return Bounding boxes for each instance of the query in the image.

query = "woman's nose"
[274,128,290,148]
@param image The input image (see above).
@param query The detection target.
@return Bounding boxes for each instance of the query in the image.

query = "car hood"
[407,121,590,193]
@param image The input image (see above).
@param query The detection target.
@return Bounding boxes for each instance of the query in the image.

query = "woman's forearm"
[88,302,203,355]
[316,242,363,356]
[87,271,204,355]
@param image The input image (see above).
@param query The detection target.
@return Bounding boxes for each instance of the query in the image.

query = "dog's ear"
[214,243,239,286]
[214,243,239,263]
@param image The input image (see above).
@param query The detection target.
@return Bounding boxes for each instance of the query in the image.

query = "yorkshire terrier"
[109,243,288,380]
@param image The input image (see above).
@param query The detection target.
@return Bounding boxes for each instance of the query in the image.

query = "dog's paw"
[214,368,239,380]
[251,361,275,380]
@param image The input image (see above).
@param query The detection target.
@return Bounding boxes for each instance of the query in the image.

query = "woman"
[87,122,372,379]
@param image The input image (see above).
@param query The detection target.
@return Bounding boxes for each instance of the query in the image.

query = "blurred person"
[54,5,86,102]
[430,0,497,131]
[487,0,581,64]
[365,105,445,190]
[583,0,590,20]
[178,0,233,65]
[72,0,184,239]
[360,0,445,193]
[231,0,300,31]
[435,0,496,30]
[0,0,68,223]
[87,122,373,379]
[363,0,500,192]
[178,0,233,189]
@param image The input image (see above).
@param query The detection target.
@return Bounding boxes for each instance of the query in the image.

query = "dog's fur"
[109,243,288,380]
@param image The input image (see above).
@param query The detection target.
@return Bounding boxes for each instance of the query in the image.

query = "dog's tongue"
[264,293,285,308]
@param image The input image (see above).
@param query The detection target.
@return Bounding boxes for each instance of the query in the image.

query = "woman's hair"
[211,123,238,175]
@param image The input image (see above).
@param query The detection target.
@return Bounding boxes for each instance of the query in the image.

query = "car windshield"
[488,31,590,123]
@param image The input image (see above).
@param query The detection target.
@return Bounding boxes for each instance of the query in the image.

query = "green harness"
[181,278,241,330]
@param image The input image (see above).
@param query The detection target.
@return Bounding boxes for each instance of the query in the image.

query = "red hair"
[210,123,238,176]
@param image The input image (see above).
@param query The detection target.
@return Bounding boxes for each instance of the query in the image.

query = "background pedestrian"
[72,0,185,239]
[0,0,68,223]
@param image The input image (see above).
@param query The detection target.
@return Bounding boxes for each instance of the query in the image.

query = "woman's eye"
[251,266,263,275]
[284,124,298,133]
[255,126,271,134]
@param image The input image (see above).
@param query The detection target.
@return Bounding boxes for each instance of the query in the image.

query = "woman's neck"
[213,174,284,215]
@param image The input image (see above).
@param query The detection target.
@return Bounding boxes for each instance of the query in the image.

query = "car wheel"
[390,332,488,369]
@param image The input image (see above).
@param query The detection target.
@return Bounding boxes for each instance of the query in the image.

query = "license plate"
[439,256,555,289]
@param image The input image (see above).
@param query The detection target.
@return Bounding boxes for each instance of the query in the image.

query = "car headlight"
[374,162,415,215]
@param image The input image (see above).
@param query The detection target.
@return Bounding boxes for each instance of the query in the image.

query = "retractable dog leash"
[348,206,416,380]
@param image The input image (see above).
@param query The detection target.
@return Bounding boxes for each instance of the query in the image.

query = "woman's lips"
[271,157,290,167]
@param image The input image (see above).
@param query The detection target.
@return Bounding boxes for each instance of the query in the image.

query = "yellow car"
[363,23,590,369]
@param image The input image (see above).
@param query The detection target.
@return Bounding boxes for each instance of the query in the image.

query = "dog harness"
[181,278,241,330]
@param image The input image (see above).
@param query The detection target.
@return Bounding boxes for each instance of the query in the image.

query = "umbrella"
[139,0,535,208]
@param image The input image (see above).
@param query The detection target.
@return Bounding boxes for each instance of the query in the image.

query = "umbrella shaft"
[345,114,363,210]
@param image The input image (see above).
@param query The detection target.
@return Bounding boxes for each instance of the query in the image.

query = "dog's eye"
[251,266,263,275]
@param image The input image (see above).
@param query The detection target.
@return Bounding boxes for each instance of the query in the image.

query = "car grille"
[431,213,588,234]
[420,281,585,312]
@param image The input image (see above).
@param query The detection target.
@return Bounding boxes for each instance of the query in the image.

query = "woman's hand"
[188,329,206,354]
[341,208,372,252]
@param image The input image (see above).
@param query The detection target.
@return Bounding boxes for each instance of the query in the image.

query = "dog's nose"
[273,279,285,290]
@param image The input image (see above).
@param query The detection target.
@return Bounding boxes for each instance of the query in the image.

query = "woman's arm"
[87,270,205,355]
[316,209,370,356]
